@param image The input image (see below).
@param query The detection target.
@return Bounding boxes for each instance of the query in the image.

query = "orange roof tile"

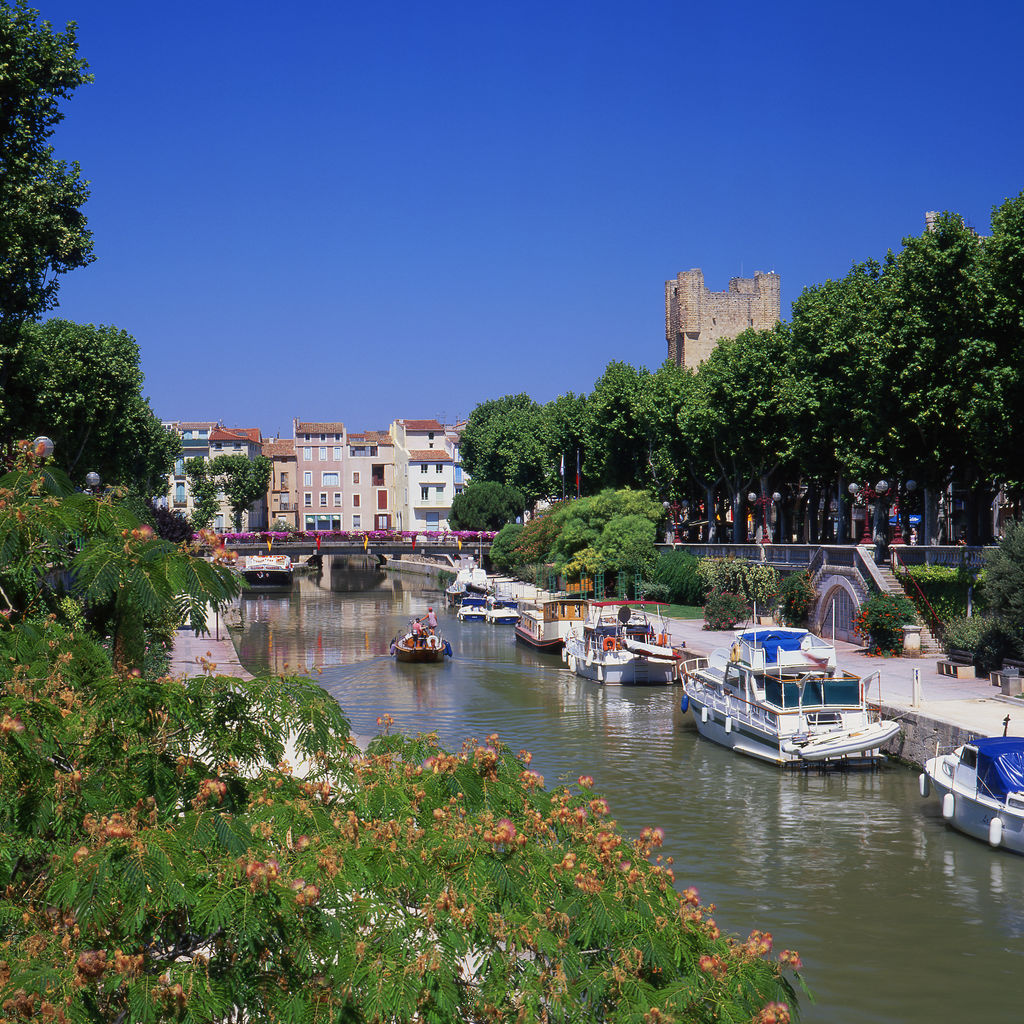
[409,450,452,462]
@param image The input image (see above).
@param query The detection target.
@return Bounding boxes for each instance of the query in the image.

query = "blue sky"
[38,0,1024,439]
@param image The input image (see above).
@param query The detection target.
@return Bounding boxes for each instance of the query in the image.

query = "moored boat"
[681,627,900,767]
[391,627,453,663]
[456,595,487,622]
[563,601,680,685]
[515,597,588,652]
[921,738,1024,853]
[241,554,293,588]
[484,595,519,624]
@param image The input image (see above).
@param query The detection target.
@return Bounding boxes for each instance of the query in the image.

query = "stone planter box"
[991,669,1024,697]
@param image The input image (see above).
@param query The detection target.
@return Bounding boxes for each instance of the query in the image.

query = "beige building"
[389,418,467,533]
[666,269,781,369]
[293,420,346,532]
[264,438,298,530]
[208,426,267,531]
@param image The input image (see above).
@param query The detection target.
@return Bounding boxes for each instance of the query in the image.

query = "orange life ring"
[658,633,669,646]
[603,636,615,652]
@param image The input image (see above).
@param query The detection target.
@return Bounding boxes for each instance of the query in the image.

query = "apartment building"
[345,429,396,531]
[164,420,218,520]
[208,426,267,530]
[264,438,298,529]
[389,418,465,532]
[293,420,346,531]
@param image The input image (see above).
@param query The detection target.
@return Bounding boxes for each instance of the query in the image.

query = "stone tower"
[665,269,781,369]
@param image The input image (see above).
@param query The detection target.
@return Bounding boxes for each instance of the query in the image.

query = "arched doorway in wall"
[815,580,860,643]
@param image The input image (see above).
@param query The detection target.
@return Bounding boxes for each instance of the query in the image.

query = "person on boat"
[411,618,424,636]
[420,607,438,634]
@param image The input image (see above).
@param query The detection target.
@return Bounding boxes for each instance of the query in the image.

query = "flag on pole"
[560,454,564,477]
[363,534,368,551]
[458,537,462,551]
[267,536,272,552]
[576,450,581,497]
[411,535,416,550]
[316,534,321,551]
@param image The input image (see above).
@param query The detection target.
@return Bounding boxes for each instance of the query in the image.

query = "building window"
[174,458,185,476]
[320,434,326,442]
[435,464,443,474]
[174,483,185,505]
[303,447,312,461]
[214,514,224,530]
[304,493,312,507]
[319,447,327,461]
[352,514,361,529]
[333,446,342,460]
[333,492,342,506]
[281,495,290,509]
[352,471,360,485]
[280,471,289,488]
[322,472,339,486]
[421,486,429,501]
[454,467,463,483]
[420,464,428,474]
[319,493,327,506]
[303,471,312,486]
[377,490,387,510]
[371,464,384,486]
[352,494,360,508]
[305,514,316,529]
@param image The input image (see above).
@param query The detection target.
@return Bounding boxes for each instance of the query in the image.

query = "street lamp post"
[85,471,101,494]
[33,435,54,460]
[873,480,890,557]
[771,491,783,543]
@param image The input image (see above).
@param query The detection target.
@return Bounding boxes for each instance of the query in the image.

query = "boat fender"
[919,773,930,798]
[942,793,955,820]
[701,707,708,725]
[989,816,1004,848]
[443,641,453,657]
[659,633,669,646]
[561,647,568,663]
[566,655,576,674]
[724,716,732,734]
[680,696,689,715]
[603,636,615,652]
[596,665,604,683]
[585,651,593,668]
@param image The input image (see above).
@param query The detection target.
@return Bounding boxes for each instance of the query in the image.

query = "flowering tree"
[1,459,806,1022]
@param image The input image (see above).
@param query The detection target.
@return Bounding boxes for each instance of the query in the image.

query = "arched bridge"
[225,537,491,560]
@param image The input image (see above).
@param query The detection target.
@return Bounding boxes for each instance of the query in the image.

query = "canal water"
[233,569,1024,1023]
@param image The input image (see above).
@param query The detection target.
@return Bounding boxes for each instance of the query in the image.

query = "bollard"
[912,667,921,707]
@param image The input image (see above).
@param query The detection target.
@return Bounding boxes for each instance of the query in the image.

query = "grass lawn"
[655,602,704,619]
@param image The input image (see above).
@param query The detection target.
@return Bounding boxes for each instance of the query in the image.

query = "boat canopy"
[737,629,809,665]
[974,737,1024,801]
[460,596,487,607]
[762,677,861,709]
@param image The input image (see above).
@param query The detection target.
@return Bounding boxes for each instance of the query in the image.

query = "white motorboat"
[514,597,588,652]
[240,554,293,588]
[681,627,900,767]
[456,595,487,622]
[921,738,1024,853]
[445,565,490,606]
[563,601,680,685]
[484,595,519,624]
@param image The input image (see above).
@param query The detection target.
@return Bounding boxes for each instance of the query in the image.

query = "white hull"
[924,750,1024,854]
[564,641,677,686]
[681,627,898,768]
[457,609,486,621]
[484,611,518,624]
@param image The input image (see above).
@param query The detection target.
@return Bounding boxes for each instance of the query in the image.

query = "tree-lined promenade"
[460,198,1024,549]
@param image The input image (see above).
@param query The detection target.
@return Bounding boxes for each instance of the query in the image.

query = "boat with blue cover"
[484,595,519,624]
[921,737,1024,853]
[456,595,487,622]
[681,626,900,766]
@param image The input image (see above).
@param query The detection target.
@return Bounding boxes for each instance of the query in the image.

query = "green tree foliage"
[0,459,808,1023]
[186,454,272,531]
[488,522,524,573]
[547,489,662,573]
[544,391,590,496]
[0,2,93,432]
[981,519,1024,634]
[653,550,704,606]
[0,453,240,672]
[449,480,525,531]
[853,593,919,656]
[5,318,180,490]
[697,558,780,611]
[778,572,816,627]
[459,394,552,504]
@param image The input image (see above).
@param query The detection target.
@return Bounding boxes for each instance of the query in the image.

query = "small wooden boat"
[391,629,453,663]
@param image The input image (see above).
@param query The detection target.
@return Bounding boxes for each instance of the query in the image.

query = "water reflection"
[234,582,1024,1024]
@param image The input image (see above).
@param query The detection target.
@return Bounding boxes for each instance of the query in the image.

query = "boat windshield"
[762,677,861,709]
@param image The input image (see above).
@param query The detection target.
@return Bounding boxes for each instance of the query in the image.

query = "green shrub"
[940,614,991,652]
[704,589,749,630]
[641,580,672,603]
[489,522,524,573]
[778,571,815,626]
[697,557,779,611]
[973,623,1023,675]
[853,592,918,656]
[903,565,971,622]
[653,550,704,604]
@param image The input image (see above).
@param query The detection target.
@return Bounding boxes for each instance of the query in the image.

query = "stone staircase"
[875,562,944,655]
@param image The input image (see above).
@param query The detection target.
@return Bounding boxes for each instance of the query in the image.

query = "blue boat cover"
[738,629,807,665]
[975,737,1024,801]
[461,597,487,607]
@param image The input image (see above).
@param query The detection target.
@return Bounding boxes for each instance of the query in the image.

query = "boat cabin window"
[960,747,978,770]
[762,678,860,709]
